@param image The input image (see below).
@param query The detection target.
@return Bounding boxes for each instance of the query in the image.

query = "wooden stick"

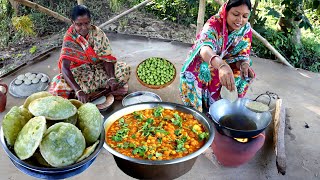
[77,0,84,5]
[9,0,20,14]
[14,0,71,24]
[99,0,152,28]
[196,0,206,35]
[212,0,294,68]
[273,99,287,175]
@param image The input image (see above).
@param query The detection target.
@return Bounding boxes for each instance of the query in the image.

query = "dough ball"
[15,79,23,85]
[24,79,31,85]
[28,74,36,80]
[17,75,25,80]
[32,78,40,84]
[25,72,32,77]
[41,76,48,83]
[36,74,43,79]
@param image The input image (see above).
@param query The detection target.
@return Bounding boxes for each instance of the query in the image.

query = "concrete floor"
[0,33,320,180]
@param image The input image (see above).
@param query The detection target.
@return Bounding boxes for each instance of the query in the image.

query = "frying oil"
[219,114,257,131]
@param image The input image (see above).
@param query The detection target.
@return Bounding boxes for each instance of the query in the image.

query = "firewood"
[273,99,286,175]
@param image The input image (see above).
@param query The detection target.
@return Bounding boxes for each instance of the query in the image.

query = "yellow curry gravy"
[106,106,209,160]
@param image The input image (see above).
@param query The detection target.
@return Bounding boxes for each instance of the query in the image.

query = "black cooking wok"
[209,98,272,138]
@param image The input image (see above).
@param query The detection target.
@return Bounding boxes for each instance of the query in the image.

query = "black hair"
[71,5,91,21]
[226,0,252,11]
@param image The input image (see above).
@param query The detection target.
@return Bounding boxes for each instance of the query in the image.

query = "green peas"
[137,57,176,86]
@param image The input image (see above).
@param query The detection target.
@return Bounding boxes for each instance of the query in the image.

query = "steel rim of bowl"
[103,102,215,165]
[209,98,272,133]
[122,91,162,107]
[0,127,105,173]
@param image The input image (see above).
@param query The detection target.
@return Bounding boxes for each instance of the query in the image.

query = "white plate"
[9,72,50,98]
[91,96,107,105]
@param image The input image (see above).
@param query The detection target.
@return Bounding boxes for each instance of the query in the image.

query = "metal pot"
[0,83,8,112]
[209,98,272,138]
[0,127,105,179]
[103,102,215,180]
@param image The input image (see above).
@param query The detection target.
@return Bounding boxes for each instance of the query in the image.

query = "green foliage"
[23,0,76,36]
[1,0,319,72]
[109,0,122,12]
[250,1,320,72]
[29,46,37,54]
[12,15,36,36]
[0,16,11,48]
[282,0,313,30]
[123,0,219,25]
[252,28,320,72]
[0,0,13,48]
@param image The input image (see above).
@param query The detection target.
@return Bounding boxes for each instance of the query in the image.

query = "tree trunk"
[9,0,19,15]
[49,0,54,8]
[291,20,302,47]
[277,17,291,34]
[77,0,84,5]
[196,0,206,35]
[278,17,302,47]
[250,0,259,26]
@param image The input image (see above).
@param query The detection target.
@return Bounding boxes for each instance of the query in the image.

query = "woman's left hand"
[240,62,254,80]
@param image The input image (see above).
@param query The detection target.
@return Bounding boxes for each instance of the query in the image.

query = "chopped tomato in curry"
[106,106,209,160]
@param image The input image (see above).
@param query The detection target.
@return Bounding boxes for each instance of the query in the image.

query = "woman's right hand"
[199,46,235,91]
[108,78,120,92]
[76,91,89,103]
[218,64,236,92]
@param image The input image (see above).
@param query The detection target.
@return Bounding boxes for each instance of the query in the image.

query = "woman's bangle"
[218,63,228,70]
[106,77,116,85]
[240,61,250,71]
[209,54,220,67]
[75,89,83,97]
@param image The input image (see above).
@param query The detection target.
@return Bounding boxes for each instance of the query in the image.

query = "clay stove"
[211,129,265,167]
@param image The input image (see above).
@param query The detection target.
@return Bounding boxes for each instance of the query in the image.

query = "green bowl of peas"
[136,57,176,89]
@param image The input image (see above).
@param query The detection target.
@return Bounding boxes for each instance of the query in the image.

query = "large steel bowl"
[103,102,215,180]
[209,98,272,138]
[0,126,105,179]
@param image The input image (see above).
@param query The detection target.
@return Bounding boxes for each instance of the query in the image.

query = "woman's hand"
[108,78,120,92]
[219,64,236,92]
[76,90,89,103]
[199,46,236,91]
[240,62,254,80]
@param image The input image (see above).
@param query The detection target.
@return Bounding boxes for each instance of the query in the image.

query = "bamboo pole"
[196,0,206,35]
[99,0,152,28]
[14,0,71,24]
[212,0,294,68]
[77,0,84,5]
